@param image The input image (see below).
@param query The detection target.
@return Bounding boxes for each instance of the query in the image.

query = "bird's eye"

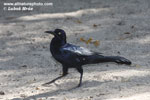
[58,32,61,35]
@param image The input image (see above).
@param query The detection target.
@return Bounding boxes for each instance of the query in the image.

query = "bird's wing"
[61,43,96,56]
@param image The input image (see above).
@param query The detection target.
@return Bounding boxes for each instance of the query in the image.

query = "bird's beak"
[45,31,55,35]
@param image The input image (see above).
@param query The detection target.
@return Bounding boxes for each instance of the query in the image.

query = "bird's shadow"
[12,80,104,100]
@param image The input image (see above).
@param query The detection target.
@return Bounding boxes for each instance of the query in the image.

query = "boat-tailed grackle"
[43,29,131,87]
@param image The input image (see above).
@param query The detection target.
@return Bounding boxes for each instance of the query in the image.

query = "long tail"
[84,55,131,65]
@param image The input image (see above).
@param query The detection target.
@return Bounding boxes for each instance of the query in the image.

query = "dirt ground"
[0,0,150,100]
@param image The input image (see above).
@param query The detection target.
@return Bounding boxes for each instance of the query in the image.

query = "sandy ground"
[0,0,150,100]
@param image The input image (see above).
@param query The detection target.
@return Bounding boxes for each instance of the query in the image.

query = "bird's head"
[45,29,67,41]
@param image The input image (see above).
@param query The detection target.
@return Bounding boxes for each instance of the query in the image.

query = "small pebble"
[0,91,5,95]
[124,32,131,34]
[21,65,27,68]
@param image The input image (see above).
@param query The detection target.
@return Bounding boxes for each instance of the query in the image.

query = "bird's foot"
[69,84,81,90]
[77,83,81,87]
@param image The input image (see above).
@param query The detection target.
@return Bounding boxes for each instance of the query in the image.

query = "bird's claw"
[77,83,81,87]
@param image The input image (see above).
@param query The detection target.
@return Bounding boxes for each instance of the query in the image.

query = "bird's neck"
[50,37,66,53]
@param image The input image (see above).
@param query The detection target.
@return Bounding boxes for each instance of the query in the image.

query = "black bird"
[44,29,131,87]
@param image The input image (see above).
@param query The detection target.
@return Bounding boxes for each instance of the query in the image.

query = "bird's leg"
[76,67,83,87]
[42,67,68,86]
